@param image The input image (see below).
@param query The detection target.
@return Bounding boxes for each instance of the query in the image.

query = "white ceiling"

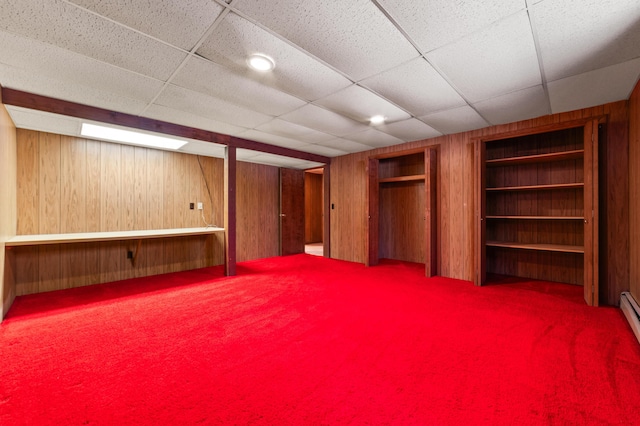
[1,0,639,169]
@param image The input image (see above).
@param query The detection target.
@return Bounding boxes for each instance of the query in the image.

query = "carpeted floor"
[1,254,639,425]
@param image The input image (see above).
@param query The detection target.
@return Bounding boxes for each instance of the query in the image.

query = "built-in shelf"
[486,216,584,220]
[6,227,224,247]
[486,241,584,254]
[378,174,425,183]
[486,182,584,192]
[486,149,584,166]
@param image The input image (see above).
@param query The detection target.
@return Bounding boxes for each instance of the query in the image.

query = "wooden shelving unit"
[367,148,437,276]
[475,120,601,305]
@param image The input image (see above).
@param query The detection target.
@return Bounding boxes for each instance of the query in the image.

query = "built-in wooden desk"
[6,227,224,266]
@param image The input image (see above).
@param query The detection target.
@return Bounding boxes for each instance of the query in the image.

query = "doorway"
[304,168,324,256]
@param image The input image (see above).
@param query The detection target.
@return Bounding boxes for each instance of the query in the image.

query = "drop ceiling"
[1,0,639,169]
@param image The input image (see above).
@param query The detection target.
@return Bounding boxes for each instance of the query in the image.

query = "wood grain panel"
[39,132,61,234]
[305,172,323,243]
[101,142,121,232]
[1,102,17,318]
[439,138,452,277]
[13,131,227,296]
[378,181,425,263]
[16,129,39,235]
[60,136,87,233]
[236,161,279,262]
[601,102,629,306]
[280,168,305,256]
[630,81,640,302]
[133,147,148,231]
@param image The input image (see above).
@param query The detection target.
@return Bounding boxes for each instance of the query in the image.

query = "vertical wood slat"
[366,158,379,266]
[323,165,331,258]
[16,130,39,235]
[225,146,237,276]
[629,82,640,303]
[425,149,437,276]
[60,136,87,288]
[583,119,599,306]
[474,140,486,285]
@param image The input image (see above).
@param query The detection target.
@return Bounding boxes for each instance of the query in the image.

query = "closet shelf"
[378,174,425,183]
[486,149,584,166]
[486,182,583,191]
[486,241,584,254]
[486,216,584,220]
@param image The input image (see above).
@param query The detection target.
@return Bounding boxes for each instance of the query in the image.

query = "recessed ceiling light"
[81,123,187,150]
[247,54,275,72]
[370,115,385,125]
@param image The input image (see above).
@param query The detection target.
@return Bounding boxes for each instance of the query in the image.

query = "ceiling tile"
[154,85,273,129]
[314,85,411,123]
[247,153,322,169]
[236,129,311,150]
[316,138,373,154]
[237,148,260,161]
[0,0,186,81]
[0,30,165,106]
[548,58,640,113]
[361,58,466,116]
[532,0,640,81]
[301,144,349,157]
[232,0,419,80]
[172,56,306,116]
[344,128,405,148]
[0,62,150,115]
[67,0,225,50]
[420,106,489,134]
[377,0,526,52]
[374,118,442,142]
[279,104,369,137]
[427,11,540,103]
[473,85,551,125]
[5,106,82,136]
[255,119,334,143]
[196,11,351,101]
[145,103,249,137]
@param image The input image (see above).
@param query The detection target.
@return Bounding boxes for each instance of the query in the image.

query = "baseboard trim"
[621,292,640,344]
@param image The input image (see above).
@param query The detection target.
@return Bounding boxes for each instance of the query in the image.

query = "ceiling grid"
[0,0,638,168]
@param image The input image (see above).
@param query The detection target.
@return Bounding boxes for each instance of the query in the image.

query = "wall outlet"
[197,202,203,210]
[189,202,194,210]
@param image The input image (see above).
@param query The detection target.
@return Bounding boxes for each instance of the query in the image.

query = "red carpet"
[1,254,639,425]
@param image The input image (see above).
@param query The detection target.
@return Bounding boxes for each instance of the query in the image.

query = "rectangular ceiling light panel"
[81,123,187,150]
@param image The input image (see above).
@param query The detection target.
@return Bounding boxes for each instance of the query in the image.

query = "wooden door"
[583,119,599,306]
[280,168,305,256]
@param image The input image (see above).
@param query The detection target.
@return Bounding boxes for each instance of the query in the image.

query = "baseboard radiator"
[621,292,640,344]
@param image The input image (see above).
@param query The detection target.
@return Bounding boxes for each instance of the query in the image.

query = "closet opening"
[304,168,324,256]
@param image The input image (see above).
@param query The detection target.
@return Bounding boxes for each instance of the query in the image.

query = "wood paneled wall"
[236,161,280,262]
[1,102,17,318]
[379,181,425,263]
[13,129,229,295]
[630,80,640,303]
[330,101,629,305]
[305,172,323,243]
